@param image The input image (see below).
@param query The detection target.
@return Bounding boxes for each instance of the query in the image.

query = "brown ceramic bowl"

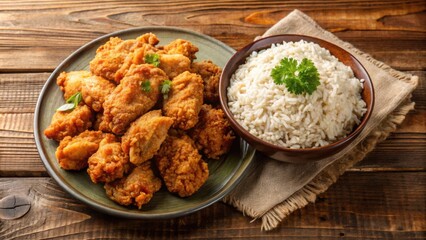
[219,34,374,163]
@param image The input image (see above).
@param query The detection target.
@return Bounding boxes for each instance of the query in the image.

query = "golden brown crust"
[190,60,222,104]
[90,33,160,84]
[100,64,168,135]
[114,44,158,82]
[55,130,104,170]
[56,71,116,112]
[90,37,130,82]
[92,112,104,131]
[190,104,235,159]
[104,162,162,209]
[56,70,91,100]
[155,134,209,197]
[121,110,173,165]
[80,75,116,112]
[136,33,160,46]
[163,39,199,60]
[87,134,130,183]
[158,54,191,79]
[163,71,204,130]
[44,104,93,141]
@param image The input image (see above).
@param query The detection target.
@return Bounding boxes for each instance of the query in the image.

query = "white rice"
[227,40,367,149]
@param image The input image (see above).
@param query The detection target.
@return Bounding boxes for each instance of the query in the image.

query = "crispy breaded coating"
[57,71,116,112]
[55,130,104,170]
[90,33,160,84]
[155,134,209,197]
[190,104,235,159]
[100,64,168,135]
[80,75,116,112]
[159,54,191,79]
[104,162,161,209]
[44,105,93,141]
[136,33,160,46]
[162,39,199,60]
[122,110,173,166]
[114,44,158,81]
[92,112,104,131]
[57,70,91,100]
[163,71,204,130]
[190,60,222,104]
[87,134,130,183]
[90,37,132,82]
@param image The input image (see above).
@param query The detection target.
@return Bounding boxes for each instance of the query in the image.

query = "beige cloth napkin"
[222,9,419,231]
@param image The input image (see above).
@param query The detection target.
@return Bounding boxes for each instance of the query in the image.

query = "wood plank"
[0,72,425,176]
[0,172,424,239]
[353,132,426,171]
[0,73,48,176]
[0,1,424,71]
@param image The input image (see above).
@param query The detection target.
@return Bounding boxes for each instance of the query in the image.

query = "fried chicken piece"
[90,33,160,83]
[162,39,199,60]
[100,64,168,135]
[44,105,93,141]
[104,162,162,209]
[56,71,116,112]
[122,110,173,166]
[87,134,130,183]
[159,54,191,79]
[55,130,104,170]
[56,70,91,100]
[114,44,158,81]
[90,37,131,83]
[190,60,222,104]
[163,71,204,130]
[190,104,235,159]
[136,32,160,46]
[155,134,209,197]
[80,75,116,112]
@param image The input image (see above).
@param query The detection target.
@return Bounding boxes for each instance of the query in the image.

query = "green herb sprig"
[141,80,152,92]
[57,92,82,112]
[271,57,320,95]
[144,53,160,67]
[160,80,172,99]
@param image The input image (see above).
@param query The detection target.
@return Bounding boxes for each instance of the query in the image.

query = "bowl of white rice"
[219,35,374,163]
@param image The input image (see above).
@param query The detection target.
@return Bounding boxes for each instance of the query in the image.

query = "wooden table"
[0,1,425,239]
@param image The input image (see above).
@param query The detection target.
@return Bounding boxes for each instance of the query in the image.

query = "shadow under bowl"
[219,34,374,163]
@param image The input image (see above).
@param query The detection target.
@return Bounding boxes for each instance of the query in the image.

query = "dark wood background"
[0,1,425,239]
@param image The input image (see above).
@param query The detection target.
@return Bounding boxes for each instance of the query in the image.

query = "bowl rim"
[219,34,375,154]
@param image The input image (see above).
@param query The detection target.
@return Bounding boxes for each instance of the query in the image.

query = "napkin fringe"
[223,195,260,219]
[224,9,419,231]
[259,101,415,230]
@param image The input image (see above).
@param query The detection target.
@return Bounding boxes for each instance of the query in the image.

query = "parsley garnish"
[160,80,172,99]
[144,53,160,67]
[57,92,82,112]
[271,57,320,95]
[141,80,151,92]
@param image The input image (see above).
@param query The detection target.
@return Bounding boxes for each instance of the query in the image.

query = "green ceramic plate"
[34,27,255,218]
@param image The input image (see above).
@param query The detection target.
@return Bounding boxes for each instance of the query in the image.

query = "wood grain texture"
[0,73,49,176]
[0,172,424,239]
[0,1,425,238]
[0,1,424,71]
[0,72,425,176]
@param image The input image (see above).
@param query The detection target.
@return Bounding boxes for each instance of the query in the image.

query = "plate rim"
[33,26,255,219]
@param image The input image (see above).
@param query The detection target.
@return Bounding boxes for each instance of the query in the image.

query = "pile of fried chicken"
[44,33,235,209]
